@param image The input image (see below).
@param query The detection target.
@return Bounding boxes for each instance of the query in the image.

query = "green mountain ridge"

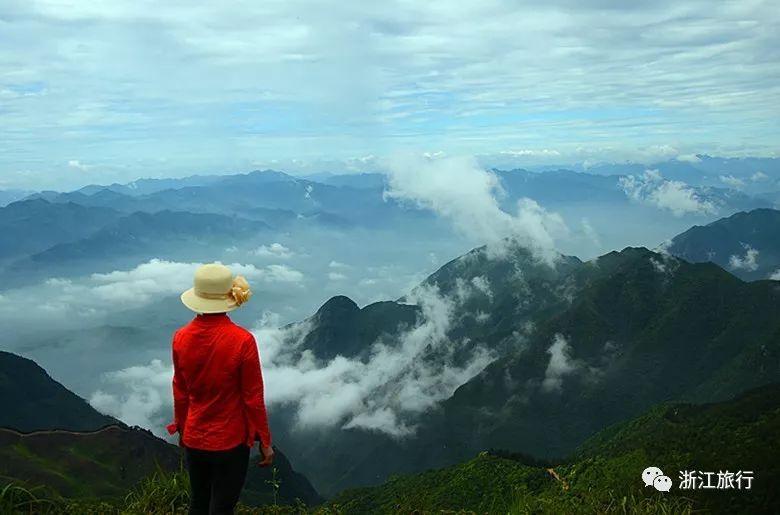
[0,351,324,509]
[667,207,780,280]
[278,243,780,497]
[324,382,780,514]
[415,246,780,461]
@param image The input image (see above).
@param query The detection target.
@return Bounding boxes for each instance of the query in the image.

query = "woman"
[167,262,274,515]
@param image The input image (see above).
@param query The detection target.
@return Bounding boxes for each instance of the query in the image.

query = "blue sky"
[1,0,779,190]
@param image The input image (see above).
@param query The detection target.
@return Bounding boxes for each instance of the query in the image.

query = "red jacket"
[166,313,272,451]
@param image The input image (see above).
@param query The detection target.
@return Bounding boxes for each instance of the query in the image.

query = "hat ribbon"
[195,290,231,300]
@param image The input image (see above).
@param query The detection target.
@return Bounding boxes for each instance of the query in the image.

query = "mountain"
[0,425,181,500]
[23,170,423,229]
[0,424,323,508]
[0,199,123,262]
[1,210,271,287]
[414,247,780,463]
[666,208,780,281]
[0,350,119,432]
[493,168,628,205]
[491,167,771,215]
[292,296,420,362]
[583,156,780,192]
[76,173,227,196]
[0,188,34,207]
[0,351,323,507]
[278,244,780,497]
[324,382,780,514]
[411,243,584,352]
[319,173,387,189]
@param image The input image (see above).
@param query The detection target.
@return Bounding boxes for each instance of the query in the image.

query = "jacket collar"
[193,312,230,324]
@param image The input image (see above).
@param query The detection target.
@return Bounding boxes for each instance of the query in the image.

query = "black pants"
[183,443,250,515]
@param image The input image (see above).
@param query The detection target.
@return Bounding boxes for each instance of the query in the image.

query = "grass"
[0,481,60,515]
[0,464,341,515]
[0,467,705,515]
[507,486,698,515]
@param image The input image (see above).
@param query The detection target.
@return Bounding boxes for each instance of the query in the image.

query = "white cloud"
[341,407,415,438]
[719,175,744,188]
[497,149,561,158]
[474,311,490,324]
[769,269,780,280]
[86,259,302,303]
[580,218,601,249]
[649,248,680,276]
[618,169,718,216]
[328,272,347,281]
[541,333,579,393]
[67,159,90,171]
[89,282,499,440]
[2,1,779,189]
[263,264,305,283]
[0,258,305,329]
[654,239,673,256]
[381,153,568,264]
[751,171,769,182]
[650,257,668,274]
[470,276,493,301]
[89,358,173,431]
[329,260,349,269]
[729,244,759,272]
[252,243,293,259]
[676,153,701,163]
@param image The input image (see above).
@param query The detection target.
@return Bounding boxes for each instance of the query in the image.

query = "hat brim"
[180,288,240,314]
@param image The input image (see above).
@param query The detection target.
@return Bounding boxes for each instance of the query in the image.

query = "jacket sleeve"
[167,333,189,436]
[240,334,272,448]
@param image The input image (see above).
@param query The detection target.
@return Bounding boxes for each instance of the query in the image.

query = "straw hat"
[180,263,252,314]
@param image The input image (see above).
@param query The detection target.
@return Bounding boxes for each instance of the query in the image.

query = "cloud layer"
[89,281,500,440]
[382,153,568,264]
[0,258,305,329]
[619,169,718,216]
[2,0,778,188]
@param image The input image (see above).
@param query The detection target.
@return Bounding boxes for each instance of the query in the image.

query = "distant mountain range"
[2,209,271,287]
[323,382,780,514]
[19,169,426,228]
[0,199,124,263]
[1,164,778,295]
[0,203,277,288]
[0,188,34,207]
[568,154,780,193]
[0,350,323,507]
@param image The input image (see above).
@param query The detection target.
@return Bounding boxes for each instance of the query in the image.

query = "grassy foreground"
[0,465,341,515]
[3,383,778,514]
[0,462,695,515]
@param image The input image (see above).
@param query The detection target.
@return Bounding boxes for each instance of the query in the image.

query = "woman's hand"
[258,445,274,467]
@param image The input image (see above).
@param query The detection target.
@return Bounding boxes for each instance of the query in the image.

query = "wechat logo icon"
[642,466,673,492]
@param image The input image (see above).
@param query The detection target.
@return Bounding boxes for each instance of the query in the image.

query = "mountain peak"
[618,246,652,256]
[316,295,360,317]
